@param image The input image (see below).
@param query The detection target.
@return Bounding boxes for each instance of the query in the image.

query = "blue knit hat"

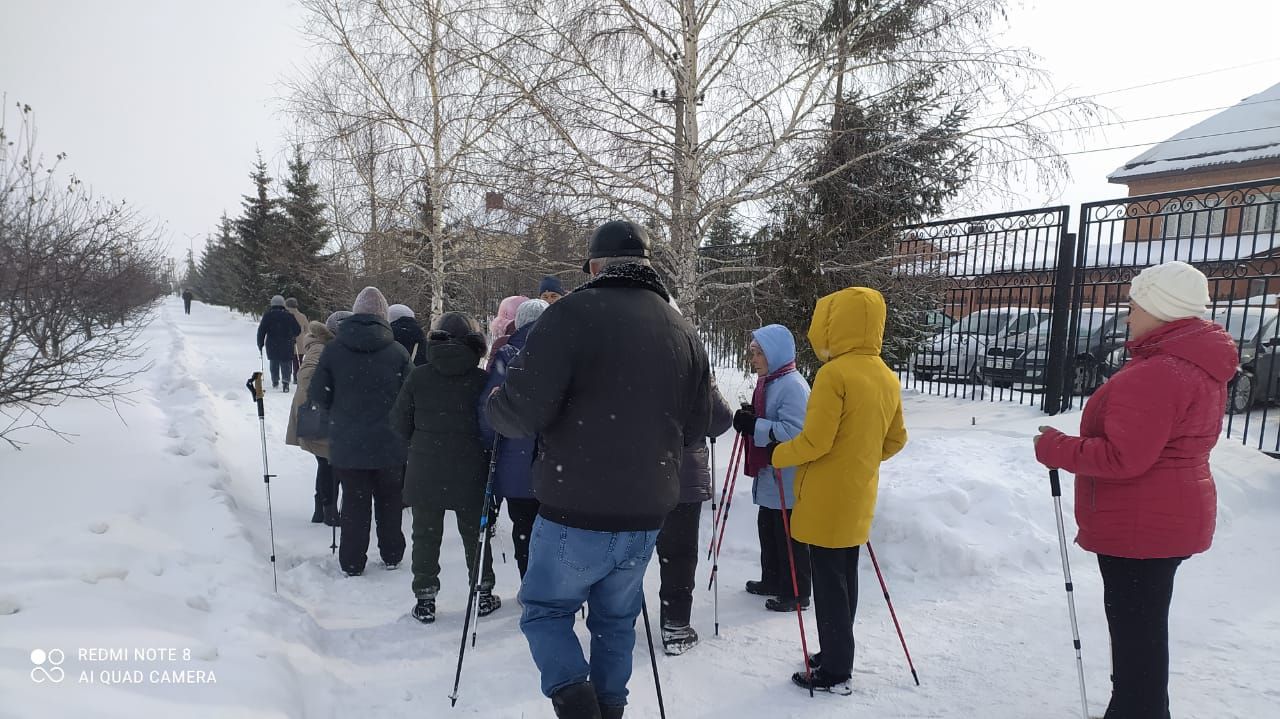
[538,276,566,297]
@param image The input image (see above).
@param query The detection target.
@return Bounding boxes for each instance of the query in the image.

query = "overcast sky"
[2,0,1279,264]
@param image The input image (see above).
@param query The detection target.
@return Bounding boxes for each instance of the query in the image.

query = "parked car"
[1213,303,1280,414]
[982,308,1129,394]
[911,307,1052,382]
[1100,300,1279,415]
[887,309,955,370]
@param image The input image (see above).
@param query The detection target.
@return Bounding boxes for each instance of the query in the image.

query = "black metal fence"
[897,178,1280,457]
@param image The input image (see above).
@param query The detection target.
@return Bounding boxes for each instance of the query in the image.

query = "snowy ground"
[2,296,1278,718]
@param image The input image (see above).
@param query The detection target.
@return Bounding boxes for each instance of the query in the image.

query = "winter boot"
[477,589,502,617]
[598,703,624,719]
[282,381,289,392]
[806,651,823,670]
[411,596,436,624]
[745,580,778,596]
[661,622,699,656]
[791,669,852,695]
[765,596,810,612]
[551,681,601,719]
[311,497,324,524]
[322,503,340,527]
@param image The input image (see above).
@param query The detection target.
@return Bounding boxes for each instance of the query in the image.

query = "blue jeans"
[519,516,658,707]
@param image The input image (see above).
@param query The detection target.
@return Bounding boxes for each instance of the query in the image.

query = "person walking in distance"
[182,288,194,315]
[487,220,712,719]
[1035,261,1236,719]
[308,287,411,576]
[733,325,813,613]
[767,287,908,694]
[257,295,302,392]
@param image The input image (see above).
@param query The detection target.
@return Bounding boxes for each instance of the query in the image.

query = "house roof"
[1108,80,1280,182]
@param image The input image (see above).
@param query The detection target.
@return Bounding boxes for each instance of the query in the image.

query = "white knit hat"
[1129,261,1211,322]
[388,304,415,323]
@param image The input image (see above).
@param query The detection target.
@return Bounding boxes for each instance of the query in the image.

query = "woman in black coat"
[392,312,499,624]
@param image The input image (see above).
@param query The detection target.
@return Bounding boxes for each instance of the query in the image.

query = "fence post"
[1043,230,1077,415]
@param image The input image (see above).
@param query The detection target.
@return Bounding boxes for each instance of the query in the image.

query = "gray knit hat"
[352,287,389,319]
[515,298,549,330]
[325,310,353,335]
[270,295,286,307]
[388,303,415,323]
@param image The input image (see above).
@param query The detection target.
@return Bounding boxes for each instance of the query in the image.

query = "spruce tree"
[234,154,285,313]
[279,146,333,314]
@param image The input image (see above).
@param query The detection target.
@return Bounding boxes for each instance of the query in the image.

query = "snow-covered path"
[2,297,1277,718]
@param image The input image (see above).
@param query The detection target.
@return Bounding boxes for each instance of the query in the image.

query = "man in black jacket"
[257,295,301,391]
[309,286,412,576]
[487,220,712,719]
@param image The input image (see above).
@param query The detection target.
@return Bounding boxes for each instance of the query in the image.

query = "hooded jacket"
[486,263,713,532]
[308,313,412,470]
[287,307,310,356]
[257,306,302,362]
[747,325,811,510]
[771,287,908,548]
[393,335,490,509]
[1036,318,1237,559]
[286,320,335,457]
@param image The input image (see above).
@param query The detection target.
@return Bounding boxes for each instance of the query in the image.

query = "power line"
[1086,56,1280,99]
[975,123,1280,167]
[983,97,1280,137]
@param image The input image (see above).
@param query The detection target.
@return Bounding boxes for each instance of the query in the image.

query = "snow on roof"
[1109,81,1280,182]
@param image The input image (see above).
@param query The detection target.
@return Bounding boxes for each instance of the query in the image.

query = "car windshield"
[1077,309,1126,336]
[1212,307,1278,344]
[953,310,1012,335]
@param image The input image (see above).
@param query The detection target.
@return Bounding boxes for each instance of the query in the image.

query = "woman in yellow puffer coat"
[769,286,908,692]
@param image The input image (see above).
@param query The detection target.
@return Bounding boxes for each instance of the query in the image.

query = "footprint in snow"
[88,521,110,535]
[0,597,20,615]
[81,567,129,584]
[186,595,212,612]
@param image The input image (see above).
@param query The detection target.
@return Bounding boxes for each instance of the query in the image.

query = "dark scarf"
[574,262,671,302]
[744,360,797,476]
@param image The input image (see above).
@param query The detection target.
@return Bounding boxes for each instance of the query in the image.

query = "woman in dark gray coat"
[392,312,498,624]
[308,287,412,577]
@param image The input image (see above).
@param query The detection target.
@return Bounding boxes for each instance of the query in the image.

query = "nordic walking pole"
[707,432,742,558]
[706,434,747,591]
[1049,468,1089,719]
[449,436,500,707]
[774,468,814,698]
[330,471,338,555]
[866,542,919,686]
[640,599,668,719]
[245,372,278,593]
[709,434,720,637]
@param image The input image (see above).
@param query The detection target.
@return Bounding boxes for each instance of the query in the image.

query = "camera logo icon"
[30,649,65,683]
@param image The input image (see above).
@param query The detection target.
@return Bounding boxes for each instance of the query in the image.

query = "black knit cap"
[582,220,651,273]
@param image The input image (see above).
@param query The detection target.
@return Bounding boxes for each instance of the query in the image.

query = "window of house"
[1240,191,1279,234]
[1159,197,1226,239]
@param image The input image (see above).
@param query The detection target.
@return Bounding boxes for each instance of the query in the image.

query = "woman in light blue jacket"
[732,324,812,612]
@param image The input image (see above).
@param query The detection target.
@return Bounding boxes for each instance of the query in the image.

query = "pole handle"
[1049,468,1062,498]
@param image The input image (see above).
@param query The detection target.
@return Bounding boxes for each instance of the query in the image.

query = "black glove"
[733,406,757,436]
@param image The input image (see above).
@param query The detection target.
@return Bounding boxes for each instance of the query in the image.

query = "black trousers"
[810,545,861,679]
[506,498,540,579]
[758,507,811,600]
[656,501,702,626]
[1099,554,1185,719]
[314,456,339,506]
[335,466,406,574]
[268,357,293,387]
[183,299,192,314]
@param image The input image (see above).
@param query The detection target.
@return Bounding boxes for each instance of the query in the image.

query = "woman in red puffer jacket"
[1035,260,1239,719]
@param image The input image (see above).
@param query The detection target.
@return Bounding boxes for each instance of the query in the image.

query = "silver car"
[912,307,1052,382]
